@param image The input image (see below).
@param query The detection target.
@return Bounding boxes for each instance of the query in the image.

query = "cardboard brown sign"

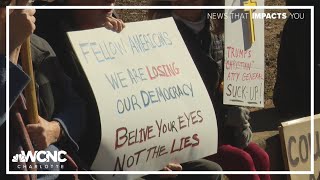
[279,114,320,180]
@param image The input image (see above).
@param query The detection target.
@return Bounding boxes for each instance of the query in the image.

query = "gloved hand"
[225,106,250,128]
[233,125,252,149]
[225,106,252,149]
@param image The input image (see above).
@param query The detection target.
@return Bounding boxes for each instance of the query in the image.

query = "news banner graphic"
[11,150,67,170]
[67,17,218,179]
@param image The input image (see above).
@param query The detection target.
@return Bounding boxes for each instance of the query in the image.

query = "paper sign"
[67,18,218,177]
[224,0,265,107]
[279,114,320,180]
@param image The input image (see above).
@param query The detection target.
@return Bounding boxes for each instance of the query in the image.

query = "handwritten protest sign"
[224,0,265,107]
[67,18,218,176]
[279,114,320,180]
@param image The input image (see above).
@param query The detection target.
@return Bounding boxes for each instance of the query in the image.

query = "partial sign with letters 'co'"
[224,0,265,107]
[280,114,320,180]
[67,18,218,179]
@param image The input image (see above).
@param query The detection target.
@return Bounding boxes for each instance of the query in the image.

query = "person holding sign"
[7,3,87,179]
[1,1,35,126]
[1,1,56,178]
[149,1,271,180]
[32,0,128,168]
[33,0,224,178]
[0,1,35,178]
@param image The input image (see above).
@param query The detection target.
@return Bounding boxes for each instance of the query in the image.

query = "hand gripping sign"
[67,18,218,176]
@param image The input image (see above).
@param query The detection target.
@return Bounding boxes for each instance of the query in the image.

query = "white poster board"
[67,18,218,175]
[279,114,320,180]
[224,0,265,107]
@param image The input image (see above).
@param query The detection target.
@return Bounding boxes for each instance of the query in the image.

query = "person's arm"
[232,122,252,149]
[26,35,86,151]
[1,7,35,126]
[51,72,87,151]
[26,67,84,152]
[9,9,36,58]
[224,106,252,149]
[9,62,30,108]
[0,55,30,127]
[8,7,35,108]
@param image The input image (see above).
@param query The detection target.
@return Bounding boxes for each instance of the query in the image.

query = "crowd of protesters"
[0,0,318,179]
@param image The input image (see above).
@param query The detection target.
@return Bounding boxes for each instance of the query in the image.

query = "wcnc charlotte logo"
[12,150,67,170]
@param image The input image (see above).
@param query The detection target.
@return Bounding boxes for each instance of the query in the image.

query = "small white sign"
[224,0,265,107]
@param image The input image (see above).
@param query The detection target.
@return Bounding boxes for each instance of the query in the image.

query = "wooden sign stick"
[21,36,39,124]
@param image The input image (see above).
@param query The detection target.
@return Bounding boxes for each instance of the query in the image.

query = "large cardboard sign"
[67,18,218,174]
[279,114,320,180]
[224,0,265,107]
